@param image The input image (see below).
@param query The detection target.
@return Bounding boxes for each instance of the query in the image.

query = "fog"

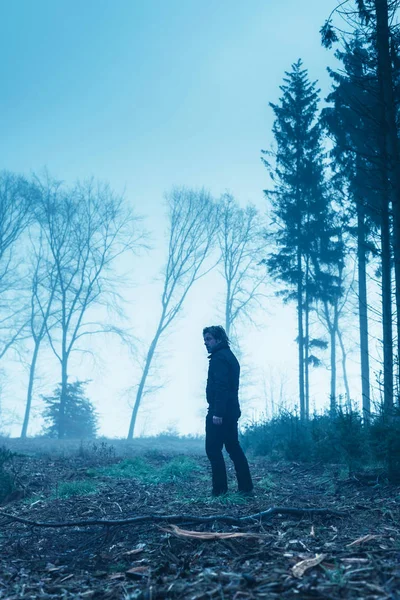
[0,0,388,438]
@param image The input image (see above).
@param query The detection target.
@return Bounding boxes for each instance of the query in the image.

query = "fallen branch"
[161,524,268,540]
[0,506,345,529]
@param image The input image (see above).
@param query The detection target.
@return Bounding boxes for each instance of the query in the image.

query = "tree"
[0,171,35,360]
[321,4,400,418]
[323,34,383,420]
[127,186,219,439]
[263,60,330,420]
[20,229,58,438]
[373,0,400,413]
[41,380,98,438]
[35,175,142,439]
[312,224,349,413]
[216,193,267,341]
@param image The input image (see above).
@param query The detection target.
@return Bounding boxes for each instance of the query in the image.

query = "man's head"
[203,325,230,353]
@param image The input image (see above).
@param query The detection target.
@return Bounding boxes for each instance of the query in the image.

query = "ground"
[0,437,399,599]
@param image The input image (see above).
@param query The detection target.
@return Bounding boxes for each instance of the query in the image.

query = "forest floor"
[0,438,400,599]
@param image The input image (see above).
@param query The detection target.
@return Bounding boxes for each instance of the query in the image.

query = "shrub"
[370,407,400,482]
[41,380,98,439]
[242,408,369,470]
[0,446,15,501]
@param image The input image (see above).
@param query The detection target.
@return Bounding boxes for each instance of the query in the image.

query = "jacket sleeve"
[211,354,231,418]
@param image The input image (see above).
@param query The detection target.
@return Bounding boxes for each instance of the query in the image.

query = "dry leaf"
[346,534,381,547]
[292,553,326,578]
[161,525,264,541]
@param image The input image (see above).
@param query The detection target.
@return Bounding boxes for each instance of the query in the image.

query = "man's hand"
[213,416,223,425]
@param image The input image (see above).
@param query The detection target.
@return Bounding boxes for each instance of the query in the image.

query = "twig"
[0,506,346,529]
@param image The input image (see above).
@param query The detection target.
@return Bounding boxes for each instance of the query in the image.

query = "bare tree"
[127,186,219,439]
[217,193,268,342]
[20,229,58,438]
[36,175,143,439]
[0,171,35,359]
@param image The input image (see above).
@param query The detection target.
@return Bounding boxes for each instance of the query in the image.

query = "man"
[203,325,253,497]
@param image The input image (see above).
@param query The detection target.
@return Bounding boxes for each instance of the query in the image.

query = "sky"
[0,0,368,438]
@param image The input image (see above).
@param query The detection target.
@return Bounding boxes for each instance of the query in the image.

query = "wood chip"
[346,534,381,547]
[292,554,326,578]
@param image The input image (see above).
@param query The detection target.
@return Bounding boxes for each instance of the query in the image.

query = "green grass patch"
[93,455,201,484]
[211,492,250,505]
[258,475,277,491]
[55,480,98,498]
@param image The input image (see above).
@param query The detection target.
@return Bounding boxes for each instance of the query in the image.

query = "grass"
[258,475,277,491]
[92,455,202,484]
[55,480,98,498]
[0,436,205,458]
[211,492,251,506]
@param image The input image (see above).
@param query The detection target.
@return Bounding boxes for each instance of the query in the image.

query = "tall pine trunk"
[337,326,351,409]
[379,126,394,413]
[304,258,310,419]
[330,299,339,415]
[297,248,306,420]
[375,0,400,407]
[357,196,371,422]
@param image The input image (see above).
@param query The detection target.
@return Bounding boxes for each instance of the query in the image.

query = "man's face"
[203,333,219,353]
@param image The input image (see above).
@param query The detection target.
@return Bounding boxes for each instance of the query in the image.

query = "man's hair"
[203,325,230,345]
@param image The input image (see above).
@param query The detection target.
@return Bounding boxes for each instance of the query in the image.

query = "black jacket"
[206,342,241,419]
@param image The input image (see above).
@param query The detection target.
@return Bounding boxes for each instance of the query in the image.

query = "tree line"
[0,175,266,439]
[2,0,399,439]
[263,0,400,423]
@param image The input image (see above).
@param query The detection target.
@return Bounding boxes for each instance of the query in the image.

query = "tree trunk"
[225,280,232,339]
[330,321,337,415]
[379,136,394,414]
[357,197,371,422]
[304,288,310,419]
[297,248,305,420]
[127,332,160,440]
[337,326,351,410]
[375,0,400,403]
[21,341,41,438]
[58,357,68,439]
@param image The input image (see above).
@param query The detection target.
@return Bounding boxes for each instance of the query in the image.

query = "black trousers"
[205,415,253,495]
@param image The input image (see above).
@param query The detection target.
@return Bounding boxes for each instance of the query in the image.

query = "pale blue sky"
[1,0,337,205]
[1,0,359,437]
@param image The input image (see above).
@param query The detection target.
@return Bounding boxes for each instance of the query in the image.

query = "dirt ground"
[0,439,400,599]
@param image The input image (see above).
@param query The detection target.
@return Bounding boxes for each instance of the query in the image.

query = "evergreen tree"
[324,35,391,419]
[322,0,400,417]
[263,60,333,419]
[41,380,98,439]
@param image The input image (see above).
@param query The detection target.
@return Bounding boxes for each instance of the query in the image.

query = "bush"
[41,380,98,439]
[242,408,369,471]
[370,407,400,482]
[0,446,17,501]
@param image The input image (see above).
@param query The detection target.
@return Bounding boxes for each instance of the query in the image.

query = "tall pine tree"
[263,60,333,419]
